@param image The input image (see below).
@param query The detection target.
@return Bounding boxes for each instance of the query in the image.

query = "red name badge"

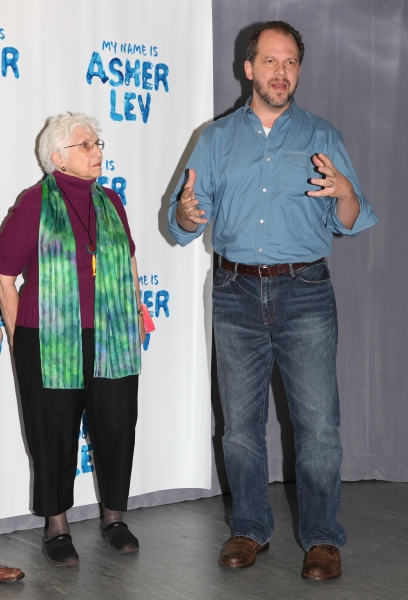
[141,304,155,333]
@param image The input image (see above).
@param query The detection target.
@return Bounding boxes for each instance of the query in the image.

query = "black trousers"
[14,327,138,517]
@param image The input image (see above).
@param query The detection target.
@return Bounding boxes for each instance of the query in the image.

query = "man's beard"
[253,76,297,109]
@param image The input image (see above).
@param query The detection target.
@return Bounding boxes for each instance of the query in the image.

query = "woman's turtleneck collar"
[53,170,97,199]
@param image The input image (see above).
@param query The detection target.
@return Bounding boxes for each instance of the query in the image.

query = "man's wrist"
[175,216,200,233]
[337,193,357,204]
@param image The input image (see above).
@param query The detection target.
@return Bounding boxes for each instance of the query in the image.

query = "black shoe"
[42,534,79,567]
[101,522,139,554]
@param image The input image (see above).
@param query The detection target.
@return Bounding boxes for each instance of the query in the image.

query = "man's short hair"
[246,21,305,65]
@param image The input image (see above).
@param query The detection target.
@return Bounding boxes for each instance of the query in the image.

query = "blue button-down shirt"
[168,98,378,265]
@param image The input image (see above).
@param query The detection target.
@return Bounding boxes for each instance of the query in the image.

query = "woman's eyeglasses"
[64,140,105,152]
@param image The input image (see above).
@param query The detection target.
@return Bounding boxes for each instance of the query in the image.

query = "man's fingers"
[308,188,334,197]
[308,178,336,197]
[190,215,208,224]
[176,168,208,226]
[311,153,338,192]
[184,203,207,222]
[310,177,334,188]
[309,154,354,201]
[182,207,207,224]
[185,168,196,191]
[181,169,197,202]
[181,186,195,201]
[181,198,200,212]
[315,152,334,168]
[315,165,335,178]
[312,154,325,168]
[177,196,207,223]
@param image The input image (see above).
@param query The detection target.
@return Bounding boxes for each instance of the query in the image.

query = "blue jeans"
[212,261,346,551]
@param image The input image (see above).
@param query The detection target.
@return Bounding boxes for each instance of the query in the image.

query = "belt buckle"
[258,265,269,277]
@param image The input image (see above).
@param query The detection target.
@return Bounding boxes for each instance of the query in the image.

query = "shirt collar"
[287,98,301,125]
[242,96,301,126]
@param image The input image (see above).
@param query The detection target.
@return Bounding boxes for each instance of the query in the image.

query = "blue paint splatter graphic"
[76,412,94,476]
[81,444,94,474]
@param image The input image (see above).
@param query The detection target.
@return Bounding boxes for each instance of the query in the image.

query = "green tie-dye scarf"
[39,174,140,389]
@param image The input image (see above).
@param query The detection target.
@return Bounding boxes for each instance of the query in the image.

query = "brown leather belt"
[219,257,325,278]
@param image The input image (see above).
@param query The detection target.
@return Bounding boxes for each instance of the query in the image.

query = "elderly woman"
[0,113,145,567]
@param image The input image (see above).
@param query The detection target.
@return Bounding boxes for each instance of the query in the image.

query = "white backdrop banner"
[0,0,213,520]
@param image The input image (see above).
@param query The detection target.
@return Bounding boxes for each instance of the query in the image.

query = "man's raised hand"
[308,153,360,229]
[307,153,354,200]
[175,168,208,232]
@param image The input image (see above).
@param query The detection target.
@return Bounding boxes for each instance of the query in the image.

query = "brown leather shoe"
[219,536,269,568]
[302,544,342,580]
[0,565,25,583]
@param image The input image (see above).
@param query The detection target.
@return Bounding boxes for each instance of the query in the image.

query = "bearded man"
[168,20,378,579]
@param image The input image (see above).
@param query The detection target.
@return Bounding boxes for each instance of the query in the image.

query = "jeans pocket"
[213,267,234,289]
[295,262,331,284]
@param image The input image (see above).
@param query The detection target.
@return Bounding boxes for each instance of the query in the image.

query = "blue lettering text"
[86,52,109,84]
[110,89,123,121]
[142,61,153,90]
[112,177,127,205]
[1,47,19,78]
[124,92,136,121]
[125,59,141,87]
[138,93,151,123]
[155,63,169,91]
[155,290,170,317]
[109,57,124,86]
[102,40,117,53]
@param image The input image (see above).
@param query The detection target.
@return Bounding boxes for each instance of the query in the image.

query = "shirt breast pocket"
[281,151,318,193]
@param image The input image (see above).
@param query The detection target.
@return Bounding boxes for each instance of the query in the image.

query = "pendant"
[86,242,97,277]
[87,241,97,254]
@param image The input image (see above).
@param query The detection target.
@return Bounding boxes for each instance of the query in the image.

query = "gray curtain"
[2,0,407,535]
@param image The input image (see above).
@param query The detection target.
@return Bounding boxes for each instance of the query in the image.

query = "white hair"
[38,112,102,173]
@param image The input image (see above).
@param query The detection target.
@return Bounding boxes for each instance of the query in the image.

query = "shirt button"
[258,248,263,252]
[258,130,262,134]
[263,188,267,192]
[260,220,264,224]
[266,158,270,162]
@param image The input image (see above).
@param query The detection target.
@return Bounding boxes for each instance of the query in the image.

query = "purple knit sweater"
[0,171,135,329]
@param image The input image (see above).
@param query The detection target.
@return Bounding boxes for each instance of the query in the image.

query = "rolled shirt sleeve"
[168,134,214,247]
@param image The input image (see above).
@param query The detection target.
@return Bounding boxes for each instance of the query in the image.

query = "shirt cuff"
[168,204,205,246]
[327,193,379,236]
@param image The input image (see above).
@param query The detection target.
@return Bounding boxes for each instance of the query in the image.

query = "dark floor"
[0,482,407,600]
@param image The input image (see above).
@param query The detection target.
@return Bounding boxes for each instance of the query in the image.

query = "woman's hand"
[139,312,146,345]
[0,275,18,350]
[131,256,147,346]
